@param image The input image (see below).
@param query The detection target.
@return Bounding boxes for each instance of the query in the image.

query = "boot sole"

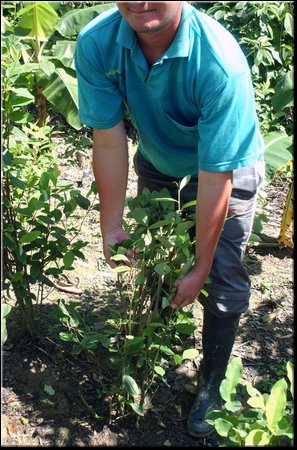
[187,427,216,439]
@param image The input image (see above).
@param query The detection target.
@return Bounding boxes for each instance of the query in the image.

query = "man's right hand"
[103,228,140,269]
[103,227,130,268]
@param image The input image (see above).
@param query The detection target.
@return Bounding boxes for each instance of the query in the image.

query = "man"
[75,1,265,438]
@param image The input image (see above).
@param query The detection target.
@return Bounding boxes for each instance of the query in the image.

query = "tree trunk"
[36,84,47,127]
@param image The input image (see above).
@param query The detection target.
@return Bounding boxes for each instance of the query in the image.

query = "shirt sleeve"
[197,70,263,172]
[74,34,125,129]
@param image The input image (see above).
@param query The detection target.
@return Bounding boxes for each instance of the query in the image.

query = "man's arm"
[93,120,130,267]
[171,169,233,309]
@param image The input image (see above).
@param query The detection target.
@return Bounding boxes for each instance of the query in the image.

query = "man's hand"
[103,227,139,268]
[103,227,130,268]
[170,265,208,309]
[170,169,233,310]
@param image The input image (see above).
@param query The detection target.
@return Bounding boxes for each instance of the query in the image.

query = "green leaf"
[286,361,294,399]
[244,428,270,447]
[154,262,170,275]
[176,220,194,235]
[74,193,91,210]
[271,71,293,112]
[19,230,41,243]
[1,304,12,320]
[52,40,76,69]
[127,208,149,225]
[3,150,14,166]
[39,172,50,190]
[182,348,199,360]
[17,2,58,41]
[15,207,32,217]
[63,251,75,268]
[273,416,293,438]
[149,218,173,229]
[224,399,242,412]
[173,354,183,365]
[180,255,195,277]
[245,381,262,398]
[111,254,130,263]
[9,111,34,124]
[162,297,171,309]
[245,429,270,446]
[152,197,178,204]
[266,378,287,431]
[154,366,165,377]
[10,87,35,107]
[122,375,140,397]
[39,60,56,77]
[264,132,293,181]
[30,262,43,278]
[284,12,293,37]
[179,175,191,191]
[247,395,265,410]
[70,317,79,327]
[150,345,175,356]
[175,322,196,335]
[112,265,131,273]
[2,15,13,32]
[59,331,78,342]
[55,3,116,38]
[219,357,242,402]
[130,402,144,416]
[42,66,82,130]
[213,418,233,437]
[1,304,12,346]
[181,199,196,210]
[36,215,54,225]
[143,322,164,336]
[135,271,145,285]
[28,197,44,212]
[44,384,55,396]
[125,336,145,356]
[58,300,71,317]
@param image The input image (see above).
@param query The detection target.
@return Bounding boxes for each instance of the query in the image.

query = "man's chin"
[132,22,163,33]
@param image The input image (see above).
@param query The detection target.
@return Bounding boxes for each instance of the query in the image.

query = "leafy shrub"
[2,123,98,336]
[58,180,205,416]
[206,357,294,446]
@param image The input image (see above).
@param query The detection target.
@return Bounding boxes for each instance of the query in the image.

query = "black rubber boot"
[187,309,241,438]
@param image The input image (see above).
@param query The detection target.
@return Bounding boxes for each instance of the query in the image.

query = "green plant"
[206,357,294,446]
[1,304,12,346]
[2,123,99,336]
[58,179,205,417]
[57,299,111,360]
[201,1,293,136]
[2,1,116,129]
[2,22,100,338]
[250,132,293,246]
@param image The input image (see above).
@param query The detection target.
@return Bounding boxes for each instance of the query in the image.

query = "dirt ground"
[1,141,294,447]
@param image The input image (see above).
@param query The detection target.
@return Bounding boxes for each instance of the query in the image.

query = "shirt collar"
[116,2,192,59]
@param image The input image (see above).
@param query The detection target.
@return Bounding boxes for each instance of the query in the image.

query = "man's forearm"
[194,169,233,276]
[93,121,128,235]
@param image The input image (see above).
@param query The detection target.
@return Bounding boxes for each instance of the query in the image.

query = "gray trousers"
[133,151,265,317]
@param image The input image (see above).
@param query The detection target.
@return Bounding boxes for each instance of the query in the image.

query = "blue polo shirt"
[75,3,265,177]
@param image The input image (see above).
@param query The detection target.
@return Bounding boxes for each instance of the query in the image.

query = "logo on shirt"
[106,69,121,77]
[105,69,125,80]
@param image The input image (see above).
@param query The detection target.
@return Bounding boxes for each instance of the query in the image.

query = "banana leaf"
[16,1,58,41]
[264,131,293,181]
[42,65,82,130]
[55,3,116,38]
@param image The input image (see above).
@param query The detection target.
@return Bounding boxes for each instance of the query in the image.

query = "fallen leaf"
[7,420,19,436]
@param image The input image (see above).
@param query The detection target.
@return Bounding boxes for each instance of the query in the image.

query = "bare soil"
[1,142,293,447]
